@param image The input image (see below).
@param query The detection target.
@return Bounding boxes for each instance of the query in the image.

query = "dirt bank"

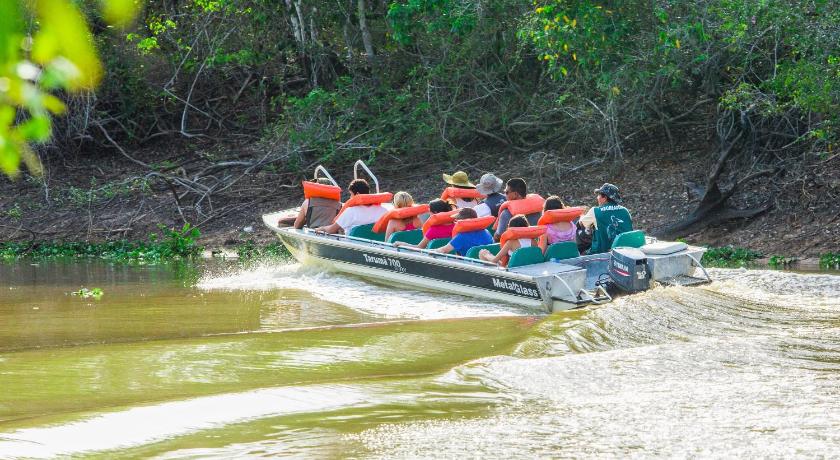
[1,139,838,257]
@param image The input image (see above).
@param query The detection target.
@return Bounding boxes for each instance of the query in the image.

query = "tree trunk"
[652,131,776,239]
[357,0,375,63]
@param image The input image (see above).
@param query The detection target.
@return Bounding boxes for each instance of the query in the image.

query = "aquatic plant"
[820,253,840,269]
[702,246,762,268]
[0,223,202,263]
[70,288,104,299]
[235,240,290,262]
[768,255,794,269]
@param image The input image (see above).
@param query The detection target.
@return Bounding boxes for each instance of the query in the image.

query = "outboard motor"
[609,247,650,292]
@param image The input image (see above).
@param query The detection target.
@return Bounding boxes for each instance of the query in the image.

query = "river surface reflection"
[0,260,838,458]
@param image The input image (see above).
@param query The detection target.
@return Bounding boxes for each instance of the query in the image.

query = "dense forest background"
[1,0,839,254]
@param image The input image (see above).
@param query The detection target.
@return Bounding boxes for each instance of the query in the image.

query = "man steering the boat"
[579,183,633,254]
[315,179,388,235]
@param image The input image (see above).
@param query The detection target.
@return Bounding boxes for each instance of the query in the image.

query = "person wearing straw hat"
[441,171,479,209]
[473,173,506,217]
[578,183,633,254]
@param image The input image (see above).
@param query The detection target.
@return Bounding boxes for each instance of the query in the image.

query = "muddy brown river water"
[0,260,838,458]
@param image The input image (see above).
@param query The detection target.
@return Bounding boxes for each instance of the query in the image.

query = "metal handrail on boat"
[353,160,380,193]
[313,165,339,187]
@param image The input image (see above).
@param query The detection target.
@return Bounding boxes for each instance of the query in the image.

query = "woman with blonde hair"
[384,191,423,241]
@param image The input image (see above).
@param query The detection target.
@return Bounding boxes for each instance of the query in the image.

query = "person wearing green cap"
[579,183,633,254]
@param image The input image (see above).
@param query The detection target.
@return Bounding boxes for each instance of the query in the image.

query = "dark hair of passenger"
[509,214,529,228]
[348,179,370,195]
[429,199,452,214]
[507,178,527,197]
[314,177,333,186]
[544,195,566,211]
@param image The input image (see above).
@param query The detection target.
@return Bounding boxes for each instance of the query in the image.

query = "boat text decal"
[492,278,540,298]
[362,253,407,273]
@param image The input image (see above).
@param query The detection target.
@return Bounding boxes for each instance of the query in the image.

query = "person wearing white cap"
[473,173,506,218]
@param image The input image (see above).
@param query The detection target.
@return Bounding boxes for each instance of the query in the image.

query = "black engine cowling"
[609,247,650,292]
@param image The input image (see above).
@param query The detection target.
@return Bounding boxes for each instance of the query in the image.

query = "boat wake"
[197,262,528,320]
[349,268,840,457]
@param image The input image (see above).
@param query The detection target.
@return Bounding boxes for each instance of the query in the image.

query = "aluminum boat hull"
[263,212,707,312]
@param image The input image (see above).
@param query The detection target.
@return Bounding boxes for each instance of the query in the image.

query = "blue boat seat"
[611,230,645,249]
[388,229,423,245]
[544,241,579,262]
[465,243,501,259]
[348,223,385,242]
[508,246,545,268]
[427,238,451,249]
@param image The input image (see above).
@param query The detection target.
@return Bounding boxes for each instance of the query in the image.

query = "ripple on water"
[197,262,526,320]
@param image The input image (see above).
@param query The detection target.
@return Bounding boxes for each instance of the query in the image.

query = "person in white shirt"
[315,179,387,235]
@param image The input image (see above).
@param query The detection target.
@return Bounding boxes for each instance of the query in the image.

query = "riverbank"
[0,138,838,259]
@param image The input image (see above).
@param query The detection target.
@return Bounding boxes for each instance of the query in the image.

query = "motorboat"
[262,161,711,312]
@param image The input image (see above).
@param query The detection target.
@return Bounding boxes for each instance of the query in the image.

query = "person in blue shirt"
[436,207,494,256]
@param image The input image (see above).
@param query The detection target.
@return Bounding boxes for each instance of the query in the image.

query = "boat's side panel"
[278,231,547,310]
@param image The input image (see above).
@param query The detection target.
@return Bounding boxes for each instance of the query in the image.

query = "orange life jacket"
[421,211,457,235]
[500,225,547,248]
[372,204,430,233]
[494,194,545,229]
[302,181,341,201]
[440,187,485,201]
[537,206,585,225]
[333,192,393,222]
[451,216,496,236]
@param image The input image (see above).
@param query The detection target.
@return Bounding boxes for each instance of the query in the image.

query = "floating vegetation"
[70,288,104,299]
[0,224,202,264]
[701,246,762,268]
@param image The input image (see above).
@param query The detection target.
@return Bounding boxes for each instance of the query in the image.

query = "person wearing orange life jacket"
[383,191,424,242]
[480,214,540,267]
[293,177,342,229]
[494,178,542,241]
[441,171,480,209]
[436,207,494,256]
[393,199,454,250]
[315,179,388,235]
[541,196,578,244]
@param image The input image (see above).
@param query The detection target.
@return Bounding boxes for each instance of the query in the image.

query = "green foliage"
[70,287,103,299]
[0,223,202,263]
[820,253,840,270]
[0,0,139,178]
[6,204,22,221]
[702,246,762,268]
[235,240,290,261]
[768,255,793,269]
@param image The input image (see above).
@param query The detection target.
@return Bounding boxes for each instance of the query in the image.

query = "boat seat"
[348,223,386,242]
[508,246,545,268]
[427,238,451,249]
[388,229,423,245]
[612,230,645,249]
[465,243,501,259]
[544,241,579,262]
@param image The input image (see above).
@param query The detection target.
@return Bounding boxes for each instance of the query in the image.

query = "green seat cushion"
[348,223,385,242]
[387,229,423,245]
[544,241,579,262]
[508,246,545,268]
[611,230,645,249]
[465,243,501,259]
[427,238,451,249]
